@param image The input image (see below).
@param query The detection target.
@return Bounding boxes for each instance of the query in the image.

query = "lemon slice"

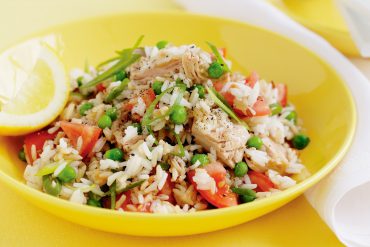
[0,35,69,136]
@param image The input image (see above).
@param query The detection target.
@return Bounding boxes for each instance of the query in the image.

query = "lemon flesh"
[0,36,69,136]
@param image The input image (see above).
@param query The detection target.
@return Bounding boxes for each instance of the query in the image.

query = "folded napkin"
[337,0,370,58]
[177,0,370,246]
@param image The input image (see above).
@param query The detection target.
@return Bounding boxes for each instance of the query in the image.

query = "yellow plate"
[272,0,360,56]
[0,12,356,236]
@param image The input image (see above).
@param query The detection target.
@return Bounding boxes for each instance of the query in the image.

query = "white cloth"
[177,0,370,246]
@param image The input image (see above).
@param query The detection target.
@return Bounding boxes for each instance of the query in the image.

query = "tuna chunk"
[192,107,250,168]
[129,57,182,84]
[129,46,210,84]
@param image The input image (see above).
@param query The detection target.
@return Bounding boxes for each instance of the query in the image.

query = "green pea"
[57,165,77,183]
[42,176,62,196]
[191,154,209,166]
[286,111,297,124]
[247,136,263,149]
[208,62,224,79]
[152,81,164,95]
[98,114,112,129]
[169,105,187,125]
[159,163,170,171]
[240,194,257,203]
[104,148,124,162]
[79,102,94,116]
[194,84,206,98]
[269,103,282,115]
[18,148,26,162]
[132,123,142,135]
[87,198,102,207]
[106,107,118,121]
[156,40,168,50]
[231,187,256,203]
[234,162,248,177]
[114,71,126,81]
[291,134,310,150]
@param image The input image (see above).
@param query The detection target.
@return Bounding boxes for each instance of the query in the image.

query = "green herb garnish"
[172,131,185,157]
[117,180,145,194]
[206,86,249,130]
[206,41,230,72]
[104,78,130,103]
[81,35,144,88]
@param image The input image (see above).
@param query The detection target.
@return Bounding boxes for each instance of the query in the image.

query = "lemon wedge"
[0,36,69,136]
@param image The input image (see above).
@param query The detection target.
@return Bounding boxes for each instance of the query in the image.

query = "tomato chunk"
[276,83,287,107]
[60,121,101,158]
[188,162,238,208]
[245,71,259,88]
[158,174,175,204]
[24,130,57,164]
[96,83,106,92]
[252,96,271,117]
[248,171,275,192]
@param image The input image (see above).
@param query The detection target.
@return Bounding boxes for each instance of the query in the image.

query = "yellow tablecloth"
[0,0,343,246]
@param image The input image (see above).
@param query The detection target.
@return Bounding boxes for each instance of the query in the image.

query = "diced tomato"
[141,88,156,107]
[188,162,238,208]
[223,91,235,106]
[60,121,101,158]
[245,71,259,88]
[276,83,287,107]
[213,81,225,92]
[234,96,271,118]
[248,171,275,192]
[158,174,175,204]
[24,130,57,164]
[96,83,106,92]
[252,96,271,116]
[204,161,227,182]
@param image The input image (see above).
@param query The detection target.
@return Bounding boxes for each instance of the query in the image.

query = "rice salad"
[21,37,310,213]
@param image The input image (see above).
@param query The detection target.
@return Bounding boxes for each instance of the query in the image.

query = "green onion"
[81,36,144,88]
[110,181,116,210]
[117,180,145,194]
[206,41,230,72]
[36,162,60,176]
[104,78,130,103]
[206,86,249,130]
[172,132,185,157]
[96,56,120,70]
[141,87,175,128]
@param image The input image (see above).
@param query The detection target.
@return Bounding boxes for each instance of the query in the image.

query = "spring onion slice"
[117,180,145,194]
[110,181,116,210]
[96,56,120,70]
[172,131,185,157]
[141,86,175,128]
[35,163,59,176]
[104,78,130,103]
[206,41,230,72]
[81,36,144,88]
[206,86,249,130]
[36,161,70,177]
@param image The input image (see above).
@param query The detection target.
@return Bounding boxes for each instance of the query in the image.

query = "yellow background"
[0,0,342,246]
